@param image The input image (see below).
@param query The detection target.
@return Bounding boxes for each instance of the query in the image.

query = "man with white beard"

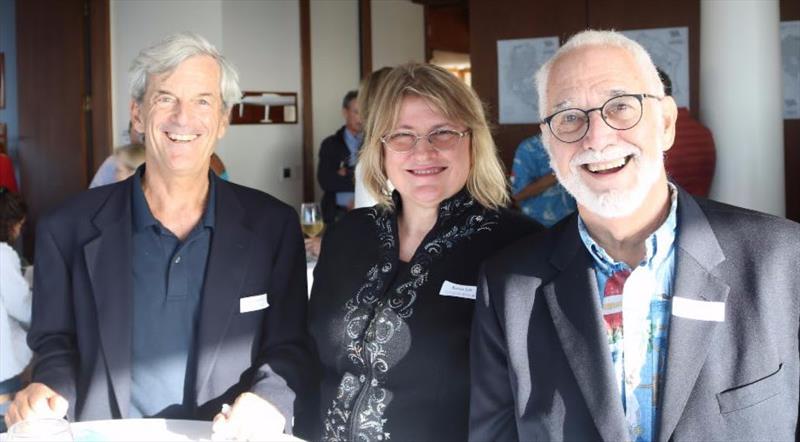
[469,30,800,442]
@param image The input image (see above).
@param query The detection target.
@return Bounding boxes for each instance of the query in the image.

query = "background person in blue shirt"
[511,133,576,226]
[317,90,362,224]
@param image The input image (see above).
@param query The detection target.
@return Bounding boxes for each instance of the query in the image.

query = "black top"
[301,190,541,441]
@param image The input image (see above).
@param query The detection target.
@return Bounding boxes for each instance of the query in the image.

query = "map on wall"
[781,21,800,120]
[497,37,559,124]
[622,27,690,109]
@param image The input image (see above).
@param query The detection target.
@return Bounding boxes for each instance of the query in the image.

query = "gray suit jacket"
[470,188,800,441]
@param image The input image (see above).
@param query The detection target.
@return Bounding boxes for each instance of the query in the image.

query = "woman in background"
[300,63,541,441]
[0,188,31,428]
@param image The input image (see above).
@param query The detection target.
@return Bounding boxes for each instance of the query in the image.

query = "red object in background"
[0,153,18,192]
[665,108,716,197]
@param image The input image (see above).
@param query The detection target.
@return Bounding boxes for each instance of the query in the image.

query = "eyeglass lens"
[385,129,465,152]
[549,95,643,143]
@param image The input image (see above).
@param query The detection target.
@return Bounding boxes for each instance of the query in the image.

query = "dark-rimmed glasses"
[543,94,662,143]
[381,128,471,153]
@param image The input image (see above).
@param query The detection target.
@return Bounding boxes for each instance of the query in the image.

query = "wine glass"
[7,418,74,441]
[300,202,324,239]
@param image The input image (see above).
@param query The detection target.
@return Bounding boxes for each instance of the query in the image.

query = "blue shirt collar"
[132,165,216,233]
[343,126,362,153]
[577,183,678,274]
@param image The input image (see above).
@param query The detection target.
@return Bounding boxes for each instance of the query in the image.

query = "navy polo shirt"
[129,168,215,418]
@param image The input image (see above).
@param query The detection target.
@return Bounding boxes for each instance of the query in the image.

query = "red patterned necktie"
[602,269,631,336]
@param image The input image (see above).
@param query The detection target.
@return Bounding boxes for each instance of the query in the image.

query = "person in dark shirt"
[317,90,362,224]
[298,63,541,441]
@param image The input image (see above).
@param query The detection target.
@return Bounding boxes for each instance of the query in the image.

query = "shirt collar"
[132,165,216,233]
[577,183,678,274]
[343,127,363,152]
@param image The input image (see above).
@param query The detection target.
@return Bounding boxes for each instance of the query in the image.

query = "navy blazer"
[470,187,800,441]
[27,174,313,432]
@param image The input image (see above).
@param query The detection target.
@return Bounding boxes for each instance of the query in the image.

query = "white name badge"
[671,296,725,322]
[439,281,477,300]
[240,293,269,313]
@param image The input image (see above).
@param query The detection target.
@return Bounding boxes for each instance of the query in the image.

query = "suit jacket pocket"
[716,364,783,414]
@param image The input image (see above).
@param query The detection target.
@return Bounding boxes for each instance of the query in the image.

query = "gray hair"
[129,32,242,111]
[535,30,664,120]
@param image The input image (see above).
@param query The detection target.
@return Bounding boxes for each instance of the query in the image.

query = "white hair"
[129,32,241,111]
[535,29,664,120]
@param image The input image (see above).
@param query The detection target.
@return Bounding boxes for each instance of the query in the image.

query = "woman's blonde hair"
[360,63,509,210]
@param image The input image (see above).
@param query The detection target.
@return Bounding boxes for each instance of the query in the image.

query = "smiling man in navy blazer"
[470,30,800,442]
[5,32,312,439]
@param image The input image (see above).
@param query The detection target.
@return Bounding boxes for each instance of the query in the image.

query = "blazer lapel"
[657,190,730,442]
[84,180,134,418]
[195,178,255,401]
[543,216,629,442]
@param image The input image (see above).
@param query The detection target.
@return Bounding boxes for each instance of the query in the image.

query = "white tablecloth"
[2,418,304,442]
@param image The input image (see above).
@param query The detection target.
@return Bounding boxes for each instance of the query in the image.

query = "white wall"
[219,0,303,207]
[371,0,425,69]
[310,0,360,201]
[110,0,303,209]
[700,0,785,216]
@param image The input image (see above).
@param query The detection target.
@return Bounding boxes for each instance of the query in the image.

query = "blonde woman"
[300,63,541,441]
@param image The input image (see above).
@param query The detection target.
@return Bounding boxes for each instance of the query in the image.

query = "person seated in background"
[297,63,541,441]
[511,132,576,226]
[89,123,145,188]
[470,29,800,442]
[113,143,145,182]
[317,90,362,225]
[6,32,313,440]
[0,188,31,431]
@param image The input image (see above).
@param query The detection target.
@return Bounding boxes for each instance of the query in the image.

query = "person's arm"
[0,244,32,326]
[214,206,313,438]
[6,219,75,426]
[469,264,519,442]
[317,139,354,193]
[512,173,558,203]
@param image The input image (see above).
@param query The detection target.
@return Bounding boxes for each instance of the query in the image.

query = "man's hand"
[212,392,286,441]
[4,383,69,428]
[304,237,321,259]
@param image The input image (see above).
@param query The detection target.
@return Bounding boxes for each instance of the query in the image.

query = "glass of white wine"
[300,202,324,239]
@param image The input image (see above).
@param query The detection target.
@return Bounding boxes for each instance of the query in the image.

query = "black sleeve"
[27,217,79,418]
[469,262,519,442]
[249,205,314,435]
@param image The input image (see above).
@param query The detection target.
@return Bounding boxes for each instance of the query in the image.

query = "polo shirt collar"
[132,165,216,233]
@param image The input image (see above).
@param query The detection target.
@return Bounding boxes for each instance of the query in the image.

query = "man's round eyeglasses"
[543,93,662,143]
[381,128,471,154]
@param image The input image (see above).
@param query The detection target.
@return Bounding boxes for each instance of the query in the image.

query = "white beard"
[551,142,664,219]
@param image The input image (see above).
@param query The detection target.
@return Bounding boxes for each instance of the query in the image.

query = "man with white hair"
[469,30,800,441]
[6,33,312,439]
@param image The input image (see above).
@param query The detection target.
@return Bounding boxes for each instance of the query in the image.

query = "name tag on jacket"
[240,293,269,313]
[439,281,477,300]
[671,296,725,322]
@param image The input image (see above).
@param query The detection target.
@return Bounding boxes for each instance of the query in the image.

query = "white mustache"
[570,144,640,167]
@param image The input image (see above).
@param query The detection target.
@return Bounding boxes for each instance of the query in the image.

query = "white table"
[2,418,304,442]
